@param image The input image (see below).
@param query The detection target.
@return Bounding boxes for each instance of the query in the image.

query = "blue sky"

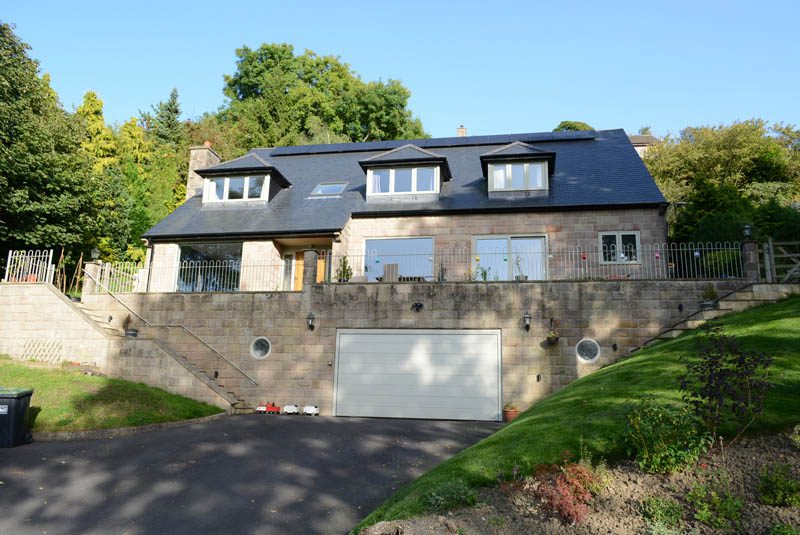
[6,0,799,138]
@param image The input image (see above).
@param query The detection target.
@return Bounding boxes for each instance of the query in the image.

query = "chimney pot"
[456,125,467,137]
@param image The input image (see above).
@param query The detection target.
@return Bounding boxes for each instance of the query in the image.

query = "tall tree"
[0,22,95,255]
[149,88,184,146]
[76,91,117,172]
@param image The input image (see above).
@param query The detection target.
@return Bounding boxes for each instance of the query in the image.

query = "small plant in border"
[770,524,800,535]
[532,448,607,525]
[686,469,743,531]
[624,397,712,473]
[420,480,476,512]
[640,496,683,527]
[758,463,800,507]
[679,322,772,444]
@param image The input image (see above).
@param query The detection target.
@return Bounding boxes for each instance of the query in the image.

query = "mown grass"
[0,358,223,432]
[355,295,800,532]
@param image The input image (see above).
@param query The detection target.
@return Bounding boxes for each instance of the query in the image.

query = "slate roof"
[143,128,666,240]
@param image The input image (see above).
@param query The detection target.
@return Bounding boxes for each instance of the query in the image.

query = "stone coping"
[32,412,228,442]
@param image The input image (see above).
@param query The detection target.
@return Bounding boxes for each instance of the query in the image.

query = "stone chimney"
[456,125,467,137]
[186,140,221,200]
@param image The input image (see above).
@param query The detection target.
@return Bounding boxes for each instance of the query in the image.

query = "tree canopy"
[219,44,426,150]
[553,120,594,132]
[643,120,800,242]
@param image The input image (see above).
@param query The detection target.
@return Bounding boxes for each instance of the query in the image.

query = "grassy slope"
[0,359,223,432]
[356,295,800,531]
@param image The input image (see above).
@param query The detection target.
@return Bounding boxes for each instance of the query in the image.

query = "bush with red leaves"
[535,463,600,524]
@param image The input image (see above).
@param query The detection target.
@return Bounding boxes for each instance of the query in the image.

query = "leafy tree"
[638,126,653,136]
[553,120,594,132]
[221,43,426,147]
[644,120,800,241]
[76,91,117,172]
[0,22,95,256]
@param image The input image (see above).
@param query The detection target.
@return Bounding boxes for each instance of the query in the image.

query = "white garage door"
[334,329,502,421]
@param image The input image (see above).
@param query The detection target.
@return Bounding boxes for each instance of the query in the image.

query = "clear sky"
[5,0,799,139]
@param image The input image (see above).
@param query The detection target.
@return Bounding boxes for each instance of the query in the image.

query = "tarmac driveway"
[0,415,499,535]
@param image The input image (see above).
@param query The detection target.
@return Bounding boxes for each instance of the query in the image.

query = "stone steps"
[635,283,800,351]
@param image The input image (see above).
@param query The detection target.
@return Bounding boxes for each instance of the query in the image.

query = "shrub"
[624,398,712,473]
[533,460,605,525]
[680,323,772,442]
[686,471,743,530]
[771,524,800,535]
[791,424,800,450]
[640,497,683,527]
[758,463,800,507]
[419,480,476,512]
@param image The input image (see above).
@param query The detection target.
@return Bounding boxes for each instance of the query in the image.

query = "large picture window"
[178,242,243,292]
[363,237,434,282]
[367,167,439,196]
[204,176,268,203]
[599,231,640,264]
[473,236,547,281]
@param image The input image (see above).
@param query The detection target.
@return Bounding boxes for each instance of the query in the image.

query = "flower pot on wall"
[514,275,528,281]
[546,335,560,345]
[124,329,139,338]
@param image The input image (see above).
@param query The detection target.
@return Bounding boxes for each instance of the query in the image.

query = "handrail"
[83,268,258,385]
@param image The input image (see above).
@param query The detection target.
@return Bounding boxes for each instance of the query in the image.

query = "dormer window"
[204,176,268,203]
[489,161,547,192]
[367,166,439,196]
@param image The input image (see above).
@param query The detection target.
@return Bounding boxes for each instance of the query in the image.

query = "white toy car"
[283,404,300,415]
[302,405,320,416]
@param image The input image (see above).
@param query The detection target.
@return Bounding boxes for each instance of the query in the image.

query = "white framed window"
[598,231,641,264]
[488,161,547,192]
[311,182,348,196]
[366,166,440,196]
[472,235,547,281]
[203,176,269,203]
[576,338,601,363]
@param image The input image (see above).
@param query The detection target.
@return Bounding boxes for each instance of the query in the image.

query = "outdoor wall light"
[306,312,315,331]
[411,302,424,312]
[678,303,684,313]
[90,247,100,261]
[523,311,532,331]
[612,342,618,352]
[743,224,753,239]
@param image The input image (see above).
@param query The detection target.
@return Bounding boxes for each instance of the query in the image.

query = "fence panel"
[3,249,54,283]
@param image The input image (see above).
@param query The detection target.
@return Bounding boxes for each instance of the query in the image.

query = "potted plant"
[122,314,138,338]
[335,256,353,283]
[513,256,528,281]
[503,402,520,422]
[546,318,560,345]
[699,283,718,311]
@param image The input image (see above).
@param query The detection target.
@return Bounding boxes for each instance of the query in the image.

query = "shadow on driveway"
[0,415,499,534]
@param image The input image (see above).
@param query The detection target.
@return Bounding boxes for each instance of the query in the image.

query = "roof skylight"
[310,182,347,196]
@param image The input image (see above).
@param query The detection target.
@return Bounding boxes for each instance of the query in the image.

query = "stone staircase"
[640,283,800,349]
[74,303,125,338]
[73,300,255,414]
[140,324,256,414]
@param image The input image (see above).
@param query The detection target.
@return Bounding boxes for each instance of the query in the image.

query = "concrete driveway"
[0,415,499,535]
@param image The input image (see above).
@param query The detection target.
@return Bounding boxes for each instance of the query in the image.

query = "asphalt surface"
[0,415,499,535]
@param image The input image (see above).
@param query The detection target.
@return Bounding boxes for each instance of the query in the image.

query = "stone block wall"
[0,283,109,367]
[83,276,743,415]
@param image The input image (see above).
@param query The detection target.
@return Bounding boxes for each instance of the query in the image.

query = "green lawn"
[355,295,800,532]
[0,358,223,432]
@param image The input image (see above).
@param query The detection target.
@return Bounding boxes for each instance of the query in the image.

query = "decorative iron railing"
[90,260,285,294]
[3,249,54,284]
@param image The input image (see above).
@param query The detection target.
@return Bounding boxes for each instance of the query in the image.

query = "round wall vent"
[575,338,601,363]
[250,337,272,359]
